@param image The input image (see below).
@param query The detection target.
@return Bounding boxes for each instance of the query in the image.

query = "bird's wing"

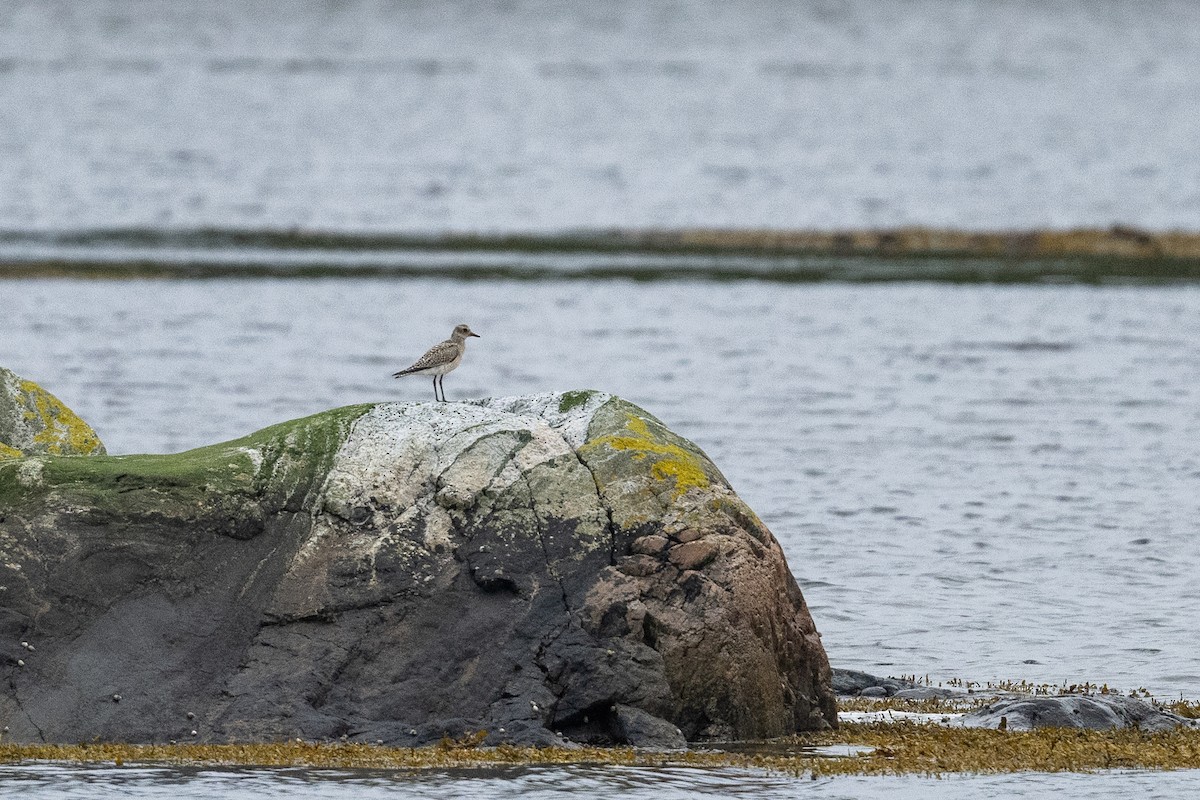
[393,340,459,376]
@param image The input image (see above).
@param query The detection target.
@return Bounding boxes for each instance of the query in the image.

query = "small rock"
[612,704,687,750]
[616,554,660,577]
[674,528,702,543]
[831,668,916,696]
[0,366,106,456]
[112,694,121,703]
[859,686,888,698]
[668,540,719,571]
[630,535,669,556]
[186,712,195,720]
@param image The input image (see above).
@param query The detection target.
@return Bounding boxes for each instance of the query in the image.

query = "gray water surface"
[3,277,1198,699]
[3,762,1200,799]
[3,0,1199,233]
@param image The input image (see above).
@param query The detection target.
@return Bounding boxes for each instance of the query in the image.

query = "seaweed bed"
[3,725,1200,777]
[3,226,1200,283]
[3,693,1200,777]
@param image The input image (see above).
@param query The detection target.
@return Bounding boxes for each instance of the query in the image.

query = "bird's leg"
[432,376,439,402]
[439,374,446,402]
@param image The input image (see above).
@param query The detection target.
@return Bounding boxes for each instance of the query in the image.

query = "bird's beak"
[469,332,481,338]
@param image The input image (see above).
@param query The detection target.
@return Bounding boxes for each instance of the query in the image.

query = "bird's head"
[453,323,481,340]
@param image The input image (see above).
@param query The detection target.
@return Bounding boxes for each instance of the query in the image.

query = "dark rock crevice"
[545,415,618,569]
[10,681,47,742]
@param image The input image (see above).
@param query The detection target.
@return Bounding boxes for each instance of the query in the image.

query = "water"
[2,0,1199,234]
[3,277,1198,700]
[3,762,1200,799]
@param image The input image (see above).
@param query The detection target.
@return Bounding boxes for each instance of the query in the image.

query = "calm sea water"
[3,762,1200,799]
[1,0,1199,233]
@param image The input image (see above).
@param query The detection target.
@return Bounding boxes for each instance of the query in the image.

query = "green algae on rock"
[0,367,105,457]
[0,391,834,748]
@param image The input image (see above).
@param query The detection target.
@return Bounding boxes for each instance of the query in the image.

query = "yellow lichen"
[18,379,103,456]
[583,414,710,499]
[0,442,22,460]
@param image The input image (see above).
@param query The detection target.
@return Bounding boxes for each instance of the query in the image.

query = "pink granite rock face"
[578,401,836,739]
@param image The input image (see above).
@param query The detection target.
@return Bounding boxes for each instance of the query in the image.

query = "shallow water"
[2,0,1199,233]
[2,762,1200,799]
[3,276,1198,699]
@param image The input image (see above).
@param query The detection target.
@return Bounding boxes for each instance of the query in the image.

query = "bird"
[392,323,481,402]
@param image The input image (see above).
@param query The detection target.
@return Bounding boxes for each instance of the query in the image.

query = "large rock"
[0,367,105,458]
[0,390,835,746]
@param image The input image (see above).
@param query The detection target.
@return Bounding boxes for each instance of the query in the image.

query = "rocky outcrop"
[0,367,105,458]
[961,695,1200,732]
[0,390,834,746]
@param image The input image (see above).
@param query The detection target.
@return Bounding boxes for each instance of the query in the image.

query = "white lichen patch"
[319,397,604,525]
[268,393,616,619]
[479,391,612,449]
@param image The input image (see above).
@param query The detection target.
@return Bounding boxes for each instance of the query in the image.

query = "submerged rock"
[831,668,917,697]
[0,367,105,457]
[961,695,1199,732]
[0,390,835,746]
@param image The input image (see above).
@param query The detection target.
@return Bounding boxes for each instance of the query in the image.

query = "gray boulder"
[831,668,917,697]
[961,695,1199,732]
[0,390,835,746]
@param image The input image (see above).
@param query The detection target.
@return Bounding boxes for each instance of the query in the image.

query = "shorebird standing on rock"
[393,323,480,402]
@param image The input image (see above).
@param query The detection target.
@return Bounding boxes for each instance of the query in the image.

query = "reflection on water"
[2,762,1200,799]
[3,277,1198,701]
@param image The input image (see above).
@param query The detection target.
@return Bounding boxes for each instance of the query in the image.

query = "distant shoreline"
[2,226,1200,282]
